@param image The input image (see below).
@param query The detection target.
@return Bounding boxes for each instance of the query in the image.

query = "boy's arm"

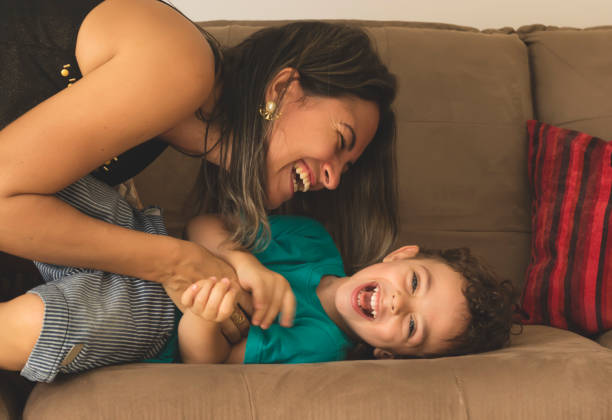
[178,277,245,364]
[178,311,231,364]
[186,215,296,329]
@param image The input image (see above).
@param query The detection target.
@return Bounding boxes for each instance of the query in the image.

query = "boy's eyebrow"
[340,122,356,151]
[419,265,433,350]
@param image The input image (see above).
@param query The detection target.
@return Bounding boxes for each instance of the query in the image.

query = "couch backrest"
[135,21,612,291]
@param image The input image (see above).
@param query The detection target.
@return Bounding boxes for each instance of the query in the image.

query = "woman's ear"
[265,67,301,104]
[373,348,395,360]
[382,245,419,263]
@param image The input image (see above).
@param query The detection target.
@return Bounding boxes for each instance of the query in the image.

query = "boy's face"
[334,246,469,358]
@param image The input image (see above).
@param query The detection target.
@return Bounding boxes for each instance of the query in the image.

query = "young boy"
[0,176,516,382]
[171,213,516,364]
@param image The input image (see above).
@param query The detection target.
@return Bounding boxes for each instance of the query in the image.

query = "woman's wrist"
[137,235,197,285]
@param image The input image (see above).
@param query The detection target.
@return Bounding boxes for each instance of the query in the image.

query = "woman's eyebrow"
[340,122,356,151]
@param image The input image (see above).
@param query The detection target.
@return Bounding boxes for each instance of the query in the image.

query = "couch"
[1,20,611,420]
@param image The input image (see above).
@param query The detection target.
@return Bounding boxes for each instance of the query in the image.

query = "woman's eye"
[411,272,418,293]
[342,161,352,174]
[408,317,415,337]
[338,132,346,149]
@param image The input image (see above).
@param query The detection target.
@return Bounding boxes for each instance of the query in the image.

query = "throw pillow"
[521,120,612,336]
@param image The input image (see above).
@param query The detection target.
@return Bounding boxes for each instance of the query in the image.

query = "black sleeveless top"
[0,0,169,186]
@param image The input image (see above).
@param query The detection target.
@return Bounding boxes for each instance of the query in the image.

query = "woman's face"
[264,81,380,209]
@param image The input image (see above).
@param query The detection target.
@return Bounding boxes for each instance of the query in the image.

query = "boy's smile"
[352,282,380,319]
[319,246,470,358]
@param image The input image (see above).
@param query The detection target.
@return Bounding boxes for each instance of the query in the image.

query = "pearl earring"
[258,100,281,121]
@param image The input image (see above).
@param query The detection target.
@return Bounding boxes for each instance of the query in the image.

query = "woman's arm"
[0,0,223,286]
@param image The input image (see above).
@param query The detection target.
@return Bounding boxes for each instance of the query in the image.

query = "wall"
[169,0,611,30]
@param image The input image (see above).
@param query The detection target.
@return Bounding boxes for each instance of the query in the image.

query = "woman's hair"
[347,247,521,360]
[191,21,398,274]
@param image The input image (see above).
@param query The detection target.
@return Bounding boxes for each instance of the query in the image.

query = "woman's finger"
[235,290,254,319]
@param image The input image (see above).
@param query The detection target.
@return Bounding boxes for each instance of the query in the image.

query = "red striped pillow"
[521,120,612,336]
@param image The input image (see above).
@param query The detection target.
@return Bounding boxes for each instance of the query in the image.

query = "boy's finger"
[203,278,230,320]
[279,290,296,327]
[192,279,215,314]
[181,283,199,307]
[260,285,283,329]
[250,284,270,327]
[217,287,239,322]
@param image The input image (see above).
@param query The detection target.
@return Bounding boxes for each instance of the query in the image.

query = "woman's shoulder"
[77,0,215,84]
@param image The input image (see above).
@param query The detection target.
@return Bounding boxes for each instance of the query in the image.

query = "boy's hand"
[181,277,239,323]
[235,260,296,329]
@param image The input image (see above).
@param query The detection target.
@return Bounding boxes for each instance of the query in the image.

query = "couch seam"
[454,374,471,420]
[535,43,603,90]
[239,370,257,420]
[554,114,612,126]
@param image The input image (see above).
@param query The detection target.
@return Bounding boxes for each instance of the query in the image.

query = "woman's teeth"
[292,163,311,193]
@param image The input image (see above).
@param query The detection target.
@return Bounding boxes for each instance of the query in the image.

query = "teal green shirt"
[145,215,354,364]
[244,216,353,363]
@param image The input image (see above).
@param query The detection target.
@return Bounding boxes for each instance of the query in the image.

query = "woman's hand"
[233,254,296,329]
[161,241,238,294]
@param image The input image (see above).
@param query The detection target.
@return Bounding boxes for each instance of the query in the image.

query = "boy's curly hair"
[418,247,520,357]
[347,247,520,360]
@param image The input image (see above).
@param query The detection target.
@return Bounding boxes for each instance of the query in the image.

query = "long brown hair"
[193,22,398,274]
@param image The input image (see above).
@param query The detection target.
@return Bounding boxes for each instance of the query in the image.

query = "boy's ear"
[265,67,301,103]
[382,245,419,263]
[373,348,395,360]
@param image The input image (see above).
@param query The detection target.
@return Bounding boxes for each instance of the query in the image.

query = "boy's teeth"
[371,289,378,312]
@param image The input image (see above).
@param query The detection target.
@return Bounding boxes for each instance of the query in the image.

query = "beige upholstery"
[2,20,611,420]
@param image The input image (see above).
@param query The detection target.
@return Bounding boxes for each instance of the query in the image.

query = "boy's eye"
[411,272,418,293]
[408,317,415,337]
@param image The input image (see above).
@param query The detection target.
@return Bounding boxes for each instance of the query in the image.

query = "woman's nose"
[321,161,341,190]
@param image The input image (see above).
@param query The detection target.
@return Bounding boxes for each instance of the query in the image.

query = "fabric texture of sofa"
[1,20,612,420]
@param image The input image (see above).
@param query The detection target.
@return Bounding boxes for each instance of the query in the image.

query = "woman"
[0,1,397,306]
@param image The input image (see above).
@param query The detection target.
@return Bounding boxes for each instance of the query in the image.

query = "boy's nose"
[390,291,409,314]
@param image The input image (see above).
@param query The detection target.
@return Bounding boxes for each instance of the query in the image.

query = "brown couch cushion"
[520,26,612,139]
[24,326,612,420]
[385,27,533,288]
